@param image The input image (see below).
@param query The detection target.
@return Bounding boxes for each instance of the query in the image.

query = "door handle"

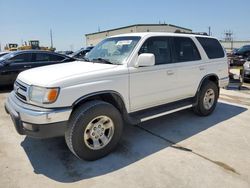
[199,66,205,70]
[24,65,31,68]
[167,70,174,75]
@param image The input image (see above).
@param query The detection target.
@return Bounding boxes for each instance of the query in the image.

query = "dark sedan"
[235,45,250,58]
[0,51,10,58]
[69,46,94,59]
[0,50,75,86]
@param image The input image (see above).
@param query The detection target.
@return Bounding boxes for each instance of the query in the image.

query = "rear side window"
[35,53,65,62]
[139,37,171,65]
[172,37,201,62]
[196,37,225,59]
[35,53,50,62]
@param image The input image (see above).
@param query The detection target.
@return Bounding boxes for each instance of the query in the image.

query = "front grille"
[14,81,28,102]
[15,81,27,92]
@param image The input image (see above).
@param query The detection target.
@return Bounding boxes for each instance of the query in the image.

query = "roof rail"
[174,30,208,36]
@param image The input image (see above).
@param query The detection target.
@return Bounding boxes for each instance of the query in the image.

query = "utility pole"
[224,30,233,50]
[50,29,53,48]
[208,26,211,36]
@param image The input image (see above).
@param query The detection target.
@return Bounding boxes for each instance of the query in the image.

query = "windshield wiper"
[92,58,113,64]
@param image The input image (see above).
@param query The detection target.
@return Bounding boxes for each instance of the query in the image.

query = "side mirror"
[135,53,155,67]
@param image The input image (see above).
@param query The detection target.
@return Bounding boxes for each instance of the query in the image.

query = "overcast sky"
[0,0,249,51]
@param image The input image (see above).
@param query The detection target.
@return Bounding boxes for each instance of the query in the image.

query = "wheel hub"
[203,88,215,110]
[84,115,114,150]
[90,124,105,139]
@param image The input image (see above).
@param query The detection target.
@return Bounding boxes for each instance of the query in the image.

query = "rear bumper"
[5,92,72,138]
[219,77,229,88]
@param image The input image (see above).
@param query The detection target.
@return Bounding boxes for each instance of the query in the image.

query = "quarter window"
[172,37,201,63]
[139,37,171,65]
[49,54,65,61]
[196,37,225,59]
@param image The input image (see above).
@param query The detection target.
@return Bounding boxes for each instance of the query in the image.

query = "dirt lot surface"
[0,84,250,188]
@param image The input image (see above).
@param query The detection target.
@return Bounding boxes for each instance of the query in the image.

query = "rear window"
[196,37,225,59]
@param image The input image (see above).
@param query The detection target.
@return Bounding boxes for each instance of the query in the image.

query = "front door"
[129,37,180,112]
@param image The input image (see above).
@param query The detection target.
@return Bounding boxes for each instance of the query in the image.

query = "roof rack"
[174,30,208,36]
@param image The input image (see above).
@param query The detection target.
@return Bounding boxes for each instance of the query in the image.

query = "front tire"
[193,81,219,116]
[65,100,123,161]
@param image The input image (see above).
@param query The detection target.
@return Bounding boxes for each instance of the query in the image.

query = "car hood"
[17,61,119,87]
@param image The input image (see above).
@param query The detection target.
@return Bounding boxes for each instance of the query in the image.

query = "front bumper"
[5,91,72,138]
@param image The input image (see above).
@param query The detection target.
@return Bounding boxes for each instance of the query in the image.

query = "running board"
[140,105,192,122]
[128,98,194,123]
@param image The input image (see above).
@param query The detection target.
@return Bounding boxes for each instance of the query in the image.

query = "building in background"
[85,24,192,46]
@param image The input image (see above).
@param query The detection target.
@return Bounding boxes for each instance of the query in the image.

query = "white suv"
[5,32,229,160]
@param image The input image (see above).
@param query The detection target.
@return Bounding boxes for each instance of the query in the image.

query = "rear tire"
[65,100,123,161]
[193,81,219,116]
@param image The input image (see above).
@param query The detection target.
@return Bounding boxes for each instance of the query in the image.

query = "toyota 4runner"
[5,32,229,160]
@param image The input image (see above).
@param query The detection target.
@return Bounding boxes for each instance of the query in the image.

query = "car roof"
[0,51,9,55]
[108,32,216,39]
[10,50,68,57]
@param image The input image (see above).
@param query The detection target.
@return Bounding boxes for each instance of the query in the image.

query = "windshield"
[71,48,85,57]
[0,52,15,61]
[86,36,141,65]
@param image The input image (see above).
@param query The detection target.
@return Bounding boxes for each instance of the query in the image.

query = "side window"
[35,53,50,62]
[139,37,171,65]
[172,37,201,63]
[196,37,225,59]
[49,54,65,61]
[9,53,32,63]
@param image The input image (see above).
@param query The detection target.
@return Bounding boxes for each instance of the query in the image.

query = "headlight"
[29,86,59,104]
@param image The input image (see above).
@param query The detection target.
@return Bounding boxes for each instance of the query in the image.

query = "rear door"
[0,53,33,84]
[169,36,203,98]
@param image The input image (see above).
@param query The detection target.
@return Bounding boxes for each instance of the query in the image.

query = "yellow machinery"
[4,43,18,51]
[18,40,55,51]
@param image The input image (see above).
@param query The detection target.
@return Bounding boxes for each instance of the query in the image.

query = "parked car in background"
[243,58,250,82]
[0,50,75,86]
[232,48,239,55]
[229,55,246,66]
[235,45,250,58]
[57,51,74,55]
[0,51,10,58]
[69,46,94,59]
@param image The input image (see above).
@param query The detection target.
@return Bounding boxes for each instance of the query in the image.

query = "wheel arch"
[197,74,219,93]
[72,90,128,116]
[194,74,219,106]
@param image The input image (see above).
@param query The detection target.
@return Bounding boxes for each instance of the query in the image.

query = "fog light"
[23,123,34,131]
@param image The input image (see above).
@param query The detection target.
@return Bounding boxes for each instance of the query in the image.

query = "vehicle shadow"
[21,102,247,183]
